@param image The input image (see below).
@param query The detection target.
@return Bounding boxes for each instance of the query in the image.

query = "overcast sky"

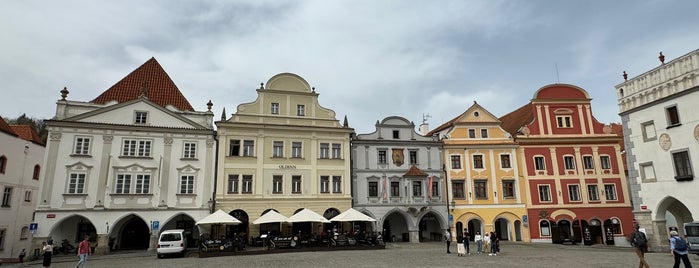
[2,0,698,134]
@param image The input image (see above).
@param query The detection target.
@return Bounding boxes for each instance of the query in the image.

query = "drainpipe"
[211,130,218,213]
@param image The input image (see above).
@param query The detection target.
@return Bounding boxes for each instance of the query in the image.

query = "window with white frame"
[67,173,86,194]
[500,154,511,169]
[639,162,656,182]
[134,111,148,124]
[368,181,378,197]
[73,136,91,155]
[180,175,194,194]
[583,155,594,170]
[481,129,488,138]
[292,142,302,158]
[600,155,611,170]
[452,181,464,199]
[1,187,12,207]
[332,143,341,159]
[227,174,239,194]
[540,221,550,236]
[20,226,29,240]
[604,184,617,200]
[412,181,422,196]
[474,180,487,199]
[243,140,255,156]
[122,139,152,157]
[297,104,305,116]
[115,174,132,194]
[24,190,31,202]
[332,176,342,193]
[468,129,476,138]
[391,181,400,197]
[672,150,693,181]
[432,180,440,197]
[134,174,150,194]
[272,175,283,194]
[271,103,279,114]
[451,155,461,169]
[114,173,151,194]
[183,142,197,159]
[641,121,657,141]
[229,140,241,156]
[563,155,575,170]
[556,115,572,128]
[292,175,302,194]
[534,156,546,171]
[242,175,253,193]
[538,185,551,202]
[273,141,284,157]
[320,176,330,193]
[473,155,484,169]
[568,184,581,201]
[378,150,387,164]
[392,130,399,139]
[320,143,329,159]
[502,180,515,198]
[587,184,599,201]
[409,150,418,165]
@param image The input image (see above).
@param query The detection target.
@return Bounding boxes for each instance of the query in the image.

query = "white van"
[157,229,187,258]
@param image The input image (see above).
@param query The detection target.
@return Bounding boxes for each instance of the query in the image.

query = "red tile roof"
[403,165,428,177]
[499,103,534,136]
[91,57,194,111]
[0,117,18,137]
[9,125,45,146]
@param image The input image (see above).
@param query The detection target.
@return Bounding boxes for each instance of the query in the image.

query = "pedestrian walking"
[19,248,26,263]
[474,231,483,254]
[463,228,471,255]
[42,240,54,268]
[76,235,91,268]
[670,230,693,268]
[628,224,650,268]
[491,232,499,256]
[483,232,491,255]
[444,230,452,254]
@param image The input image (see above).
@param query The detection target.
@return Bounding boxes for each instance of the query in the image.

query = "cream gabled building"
[429,102,529,243]
[33,58,215,255]
[215,73,354,241]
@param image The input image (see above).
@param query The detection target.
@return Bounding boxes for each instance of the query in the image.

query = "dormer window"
[271,103,279,115]
[297,105,305,116]
[556,116,572,128]
[392,130,399,139]
[135,111,148,124]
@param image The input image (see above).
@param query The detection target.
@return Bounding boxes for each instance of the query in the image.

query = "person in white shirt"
[483,232,491,255]
[474,231,483,254]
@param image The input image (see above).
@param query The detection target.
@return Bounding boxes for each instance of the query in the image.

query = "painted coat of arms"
[392,148,404,166]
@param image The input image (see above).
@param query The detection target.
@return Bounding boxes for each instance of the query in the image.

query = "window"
[73,136,91,155]
[432,181,439,197]
[368,181,378,197]
[229,140,241,156]
[412,181,422,196]
[320,176,330,193]
[271,103,279,114]
[666,105,680,127]
[122,139,152,157]
[538,185,551,202]
[292,176,302,194]
[180,175,194,194]
[183,142,197,158]
[639,162,657,182]
[468,129,476,138]
[500,154,511,169]
[243,140,255,156]
[540,221,551,236]
[452,181,465,199]
[297,104,305,116]
[502,180,515,198]
[273,141,284,157]
[319,143,329,159]
[564,156,575,170]
[33,165,41,180]
[227,175,239,194]
[604,184,617,200]
[292,142,302,158]
[20,226,29,240]
[0,156,6,174]
[600,155,611,170]
[68,173,86,194]
[474,180,487,199]
[242,175,253,193]
[451,155,461,169]
[534,156,546,171]
[390,181,400,197]
[583,156,594,170]
[556,115,572,128]
[392,130,399,139]
[672,150,694,181]
[332,176,342,193]
[135,174,151,194]
[115,174,132,194]
[24,190,31,202]
[332,143,341,159]
[568,184,581,201]
[134,111,148,124]
[481,129,488,138]
[409,150,418,165]
[473,155,484,169]
[641,121,657,141]
[0,229,5,250]
[272,175,283,194]
[1,187,12,207]
[378,150,387,164]
[588,185,599,201]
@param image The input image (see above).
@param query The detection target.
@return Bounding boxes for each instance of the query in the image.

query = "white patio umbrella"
[329,208,377,222]
[195,209,242,235]
[253,210,289,224]
[286,208,331,223]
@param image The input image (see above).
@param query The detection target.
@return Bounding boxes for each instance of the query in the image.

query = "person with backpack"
[629,224,650,268]
[670,230,693,268]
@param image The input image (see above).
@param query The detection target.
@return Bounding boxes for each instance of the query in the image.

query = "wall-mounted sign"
[279,164,296,169]
[47,214,56,218]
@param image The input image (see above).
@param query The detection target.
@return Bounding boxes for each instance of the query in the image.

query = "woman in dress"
[42,240,53,267]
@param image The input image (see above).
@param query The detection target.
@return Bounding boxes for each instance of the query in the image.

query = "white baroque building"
[32,58,215,255]
[617,49,699,251]
[352,116,447,243]
[0,118,45,259]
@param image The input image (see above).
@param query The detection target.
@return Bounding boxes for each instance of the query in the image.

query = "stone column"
[148,233,159,252]
[94,234,110,255]
[409,230,419,243]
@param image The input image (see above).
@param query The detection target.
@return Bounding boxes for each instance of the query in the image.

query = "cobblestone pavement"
[12,242,699,268]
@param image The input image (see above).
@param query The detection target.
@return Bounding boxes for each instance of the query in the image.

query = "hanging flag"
[382,176,388,200]
[428,176,433,199]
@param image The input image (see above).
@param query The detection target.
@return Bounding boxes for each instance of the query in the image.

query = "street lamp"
[450,200,456,212]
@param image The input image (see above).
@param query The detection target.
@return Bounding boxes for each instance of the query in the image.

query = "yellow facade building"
[429,102,530,242]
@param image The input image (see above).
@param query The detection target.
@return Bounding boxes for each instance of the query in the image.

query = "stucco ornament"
[658,133,671,151]
[694,124,699,142]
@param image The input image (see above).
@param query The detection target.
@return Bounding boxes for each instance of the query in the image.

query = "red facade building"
[500,84,633,246]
